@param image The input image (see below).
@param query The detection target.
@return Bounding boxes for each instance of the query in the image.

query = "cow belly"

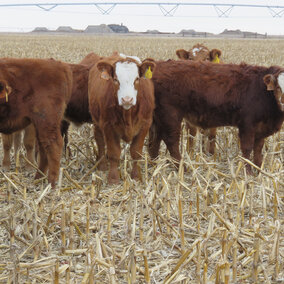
[185,106,240,129]
[0,117,30,134]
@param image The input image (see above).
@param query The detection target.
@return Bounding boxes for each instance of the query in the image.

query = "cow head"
[263,72,284,111]
[97,58,155,110]
[0,81,12,102]
[176,44,222,63]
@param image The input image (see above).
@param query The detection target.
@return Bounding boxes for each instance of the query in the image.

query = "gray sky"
[0,0,284,35]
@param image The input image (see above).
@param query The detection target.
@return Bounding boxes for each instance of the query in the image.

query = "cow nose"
[121,96,133,105]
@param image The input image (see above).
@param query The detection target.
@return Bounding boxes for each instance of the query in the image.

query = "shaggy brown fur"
[149,60,284,171]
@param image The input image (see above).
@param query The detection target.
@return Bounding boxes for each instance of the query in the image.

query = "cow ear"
[96,61,113,80]
[209,49,222,61]
[263,74,276,90]
[139,61,156,79]
[0,81,12,102]
[176,49,189,60]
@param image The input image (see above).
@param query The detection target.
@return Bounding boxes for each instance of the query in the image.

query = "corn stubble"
[0,34,283,283]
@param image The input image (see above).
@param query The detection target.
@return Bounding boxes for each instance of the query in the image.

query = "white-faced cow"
[89,53,155,184]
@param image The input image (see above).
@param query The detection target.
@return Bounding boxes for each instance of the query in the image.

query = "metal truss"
[1,2,284,17]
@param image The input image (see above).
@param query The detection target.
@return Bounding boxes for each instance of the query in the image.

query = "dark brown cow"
[0,58,73,187]
[176,43,223,155]
[89,53,155,184]
[62,53,102,127]
[148,60,284,171]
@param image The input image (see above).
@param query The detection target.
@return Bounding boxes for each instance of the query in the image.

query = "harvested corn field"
[0,34,283,283]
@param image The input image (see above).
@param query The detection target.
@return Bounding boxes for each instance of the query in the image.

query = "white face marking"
[192,47,202,56]
[115,61,139,109]
[278,72,284,93]
[119,53,142,64]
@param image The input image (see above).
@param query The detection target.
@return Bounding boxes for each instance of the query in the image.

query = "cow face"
[263,72,284,111]
[177,45,222,63]
[176,46,210,61]
[97,59,155,110]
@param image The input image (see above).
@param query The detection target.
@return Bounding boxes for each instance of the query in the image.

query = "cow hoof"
[107,177,120,185]
[2,164,10,171]
[131,171,141,181]
[98,162,108,171]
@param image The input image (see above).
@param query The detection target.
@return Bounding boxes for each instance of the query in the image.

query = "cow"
[0,58,73,187]
[176,43,222,63]
[1,52,101,169]
[88,53,155,184]
[148,59,284,173]
[176,43,223,155]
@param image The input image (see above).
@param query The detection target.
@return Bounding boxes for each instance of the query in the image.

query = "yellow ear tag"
[101,70,110,80]
[145,67,152,79]
[5,91,8,102]
[212,54,220,64]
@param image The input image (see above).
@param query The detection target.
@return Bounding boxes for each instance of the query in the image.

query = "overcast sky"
[0,0,284,35]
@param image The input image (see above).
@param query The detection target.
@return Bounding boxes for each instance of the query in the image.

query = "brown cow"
[0,58,73,187]
[176,43,223,155]
[176,43,222,63]
[89,53,155,184]
[1,52,101,169]
[148,60,284,172]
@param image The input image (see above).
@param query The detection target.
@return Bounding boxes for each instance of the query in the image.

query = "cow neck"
[122,108,133,141]
[122,108,132,126]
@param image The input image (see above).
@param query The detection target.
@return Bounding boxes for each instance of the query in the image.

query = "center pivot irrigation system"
[0,2,284,17]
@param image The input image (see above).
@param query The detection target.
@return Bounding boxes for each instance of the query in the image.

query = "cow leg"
[104,128,121,184]
[186,122,197,154]
[130,127,149,181]
[46,134,63,188]
[148,123,162,160]
[207,128,217,155]
[34,124,63,188]
[35,141,48,179]
[253,137,265,169]
[2,133,13,169]
[239,128,255,174]
[13,131,22,165]
[60,120,70,155]
[94,126,108,171]
[163,119,182,163]
[23,124,36,168]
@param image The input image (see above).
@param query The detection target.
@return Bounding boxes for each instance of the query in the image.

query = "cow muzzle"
[121,96,134,110]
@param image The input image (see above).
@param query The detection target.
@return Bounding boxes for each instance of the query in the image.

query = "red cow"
[148,60,284,172]
[0,58,73,187]
[176,43,223,155]
[89,53,155,184]
[1,53,101,168]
